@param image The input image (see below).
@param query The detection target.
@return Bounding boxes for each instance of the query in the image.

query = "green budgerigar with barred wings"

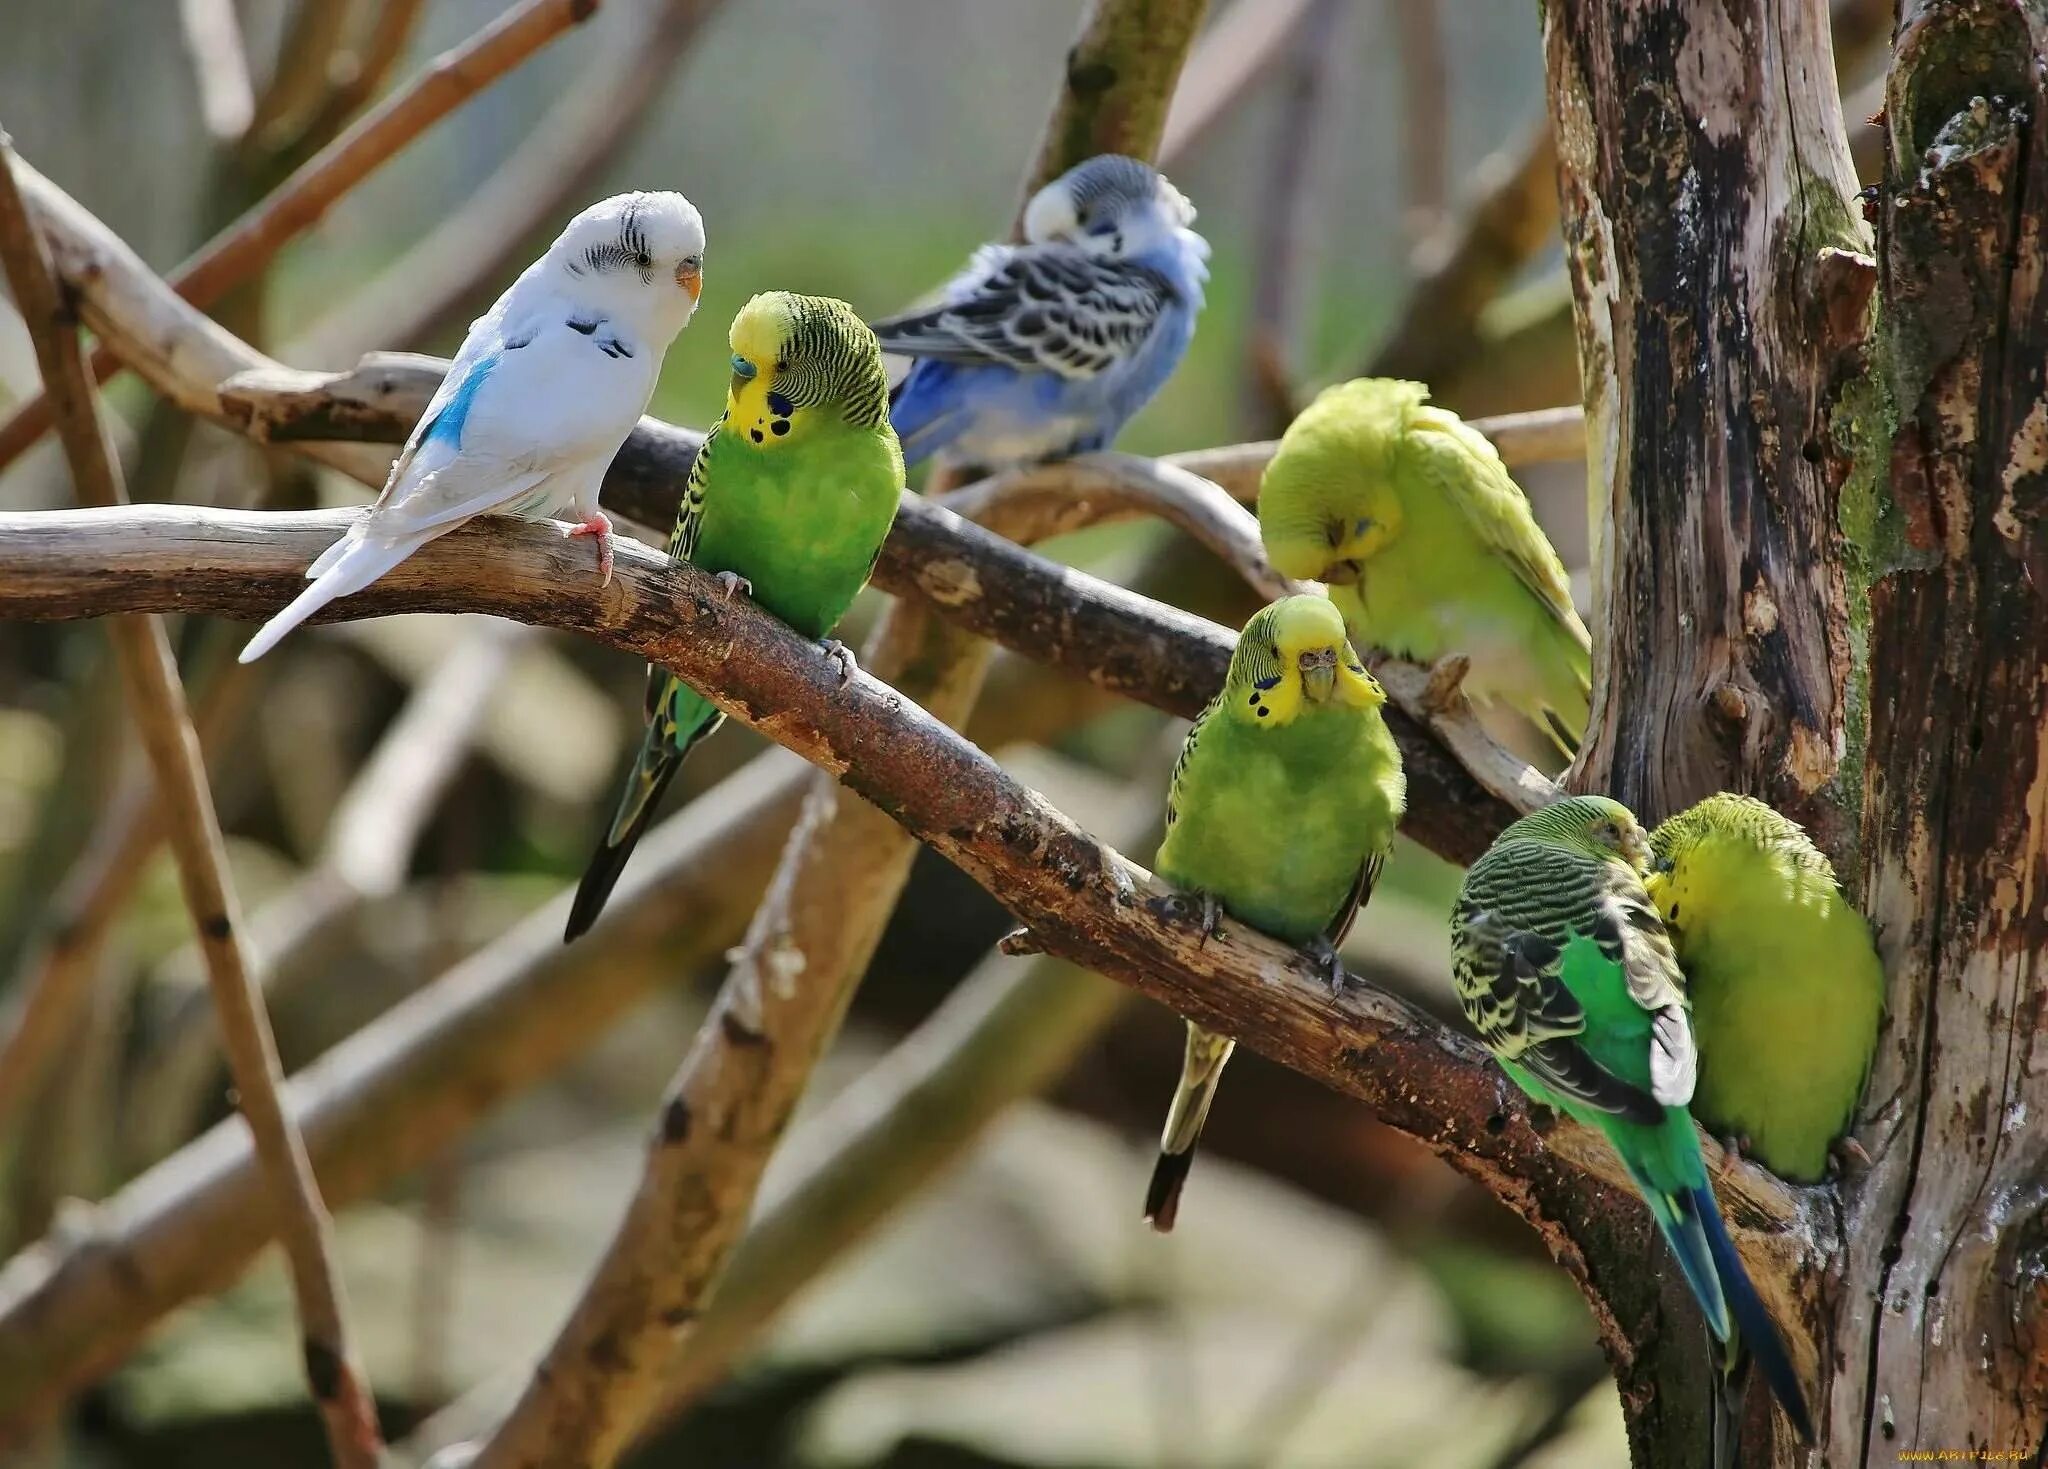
[1144,595,1405,1231]
[1258,379,1590,768]
[1451,796,1811,1460]
[566,293,903,941]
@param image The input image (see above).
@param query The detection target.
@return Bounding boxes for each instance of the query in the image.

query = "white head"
[1021,155,1196,259]
[546,191,705,344]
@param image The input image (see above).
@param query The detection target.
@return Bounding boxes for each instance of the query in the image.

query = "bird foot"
[821,639,858,686]
[1715,1133,1752,1179]
[714,570,753,602]
[1176,889,1224,946]
[1421,654,1472,716]
[1829,1135,1873,1177]
[564,507,615,586]
[1306,935,1348,994]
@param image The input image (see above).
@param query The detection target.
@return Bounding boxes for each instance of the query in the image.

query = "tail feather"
[565,694,722,943]
[1710,1329,1750,1469]
[1696,1186,1814,1445]
[1625,1160,1730,1339]
[1143,1023,1234,1234]
[239,531,417,663]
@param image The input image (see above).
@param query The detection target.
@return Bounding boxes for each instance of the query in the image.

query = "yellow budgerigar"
[1258,379,1591,768]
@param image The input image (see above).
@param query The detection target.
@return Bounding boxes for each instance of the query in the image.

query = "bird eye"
[635,252,652,269]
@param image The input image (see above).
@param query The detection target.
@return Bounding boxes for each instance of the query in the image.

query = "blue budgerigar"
[872,154,1208,468]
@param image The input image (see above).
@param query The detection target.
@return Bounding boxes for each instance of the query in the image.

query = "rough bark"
[1841,2,2048,1458]
[1543,2,1870,1464]
[1550,0,1868,857]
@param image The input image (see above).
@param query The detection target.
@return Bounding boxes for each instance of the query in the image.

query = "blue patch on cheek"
[766,390,794,417]
[1352,518,1372,537]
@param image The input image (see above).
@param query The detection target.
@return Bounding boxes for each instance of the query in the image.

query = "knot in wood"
[1711,682,1751,726]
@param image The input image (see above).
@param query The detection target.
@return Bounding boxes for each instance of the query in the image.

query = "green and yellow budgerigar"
[566,293,903,941]
[1257,379,1591,768]
[1451,796,1811,1455]
[1144,595,1406,1231]
[1647,793,1884,1184]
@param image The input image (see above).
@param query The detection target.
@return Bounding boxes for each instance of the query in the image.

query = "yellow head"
[725,292,890,450]
[1229,595,1384,727]
[1257,378,1427,583]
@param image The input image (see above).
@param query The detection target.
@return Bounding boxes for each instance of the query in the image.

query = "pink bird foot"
[565,507,615,586]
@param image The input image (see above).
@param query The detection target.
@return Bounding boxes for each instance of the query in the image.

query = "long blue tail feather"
[1694,1185,1814,1445]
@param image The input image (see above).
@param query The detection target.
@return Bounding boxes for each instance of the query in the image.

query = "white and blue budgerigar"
[872,154,1208,469]
[239,191,706,663]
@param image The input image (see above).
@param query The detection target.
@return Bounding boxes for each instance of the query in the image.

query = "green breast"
[1154,704,1402,943]
[689,422,902,639]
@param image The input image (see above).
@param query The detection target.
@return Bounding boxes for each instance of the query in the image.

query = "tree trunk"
[1845,0,2048,1457]
[1540,0,2046,1463]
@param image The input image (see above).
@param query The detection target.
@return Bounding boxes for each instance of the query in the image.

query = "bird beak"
[1298,647,1338,703]
[675,259,703,302]
[1320,559,1361,587]
[1620,826,1652,872]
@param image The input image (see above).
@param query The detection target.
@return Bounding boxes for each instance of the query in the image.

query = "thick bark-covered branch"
[0,504,1798,1231]
[1544,2,1868,1463]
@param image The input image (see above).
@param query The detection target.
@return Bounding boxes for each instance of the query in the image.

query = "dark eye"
[635,252,651,269]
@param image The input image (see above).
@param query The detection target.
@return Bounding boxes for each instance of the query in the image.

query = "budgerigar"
[1145,595,1405,1231]
[1452,796,1812,1460]
[565,293,903,941]
[240,192,705,662]
[1258,379,1591,768]
[872,154,1208,469]
[1647,793,1884,1185]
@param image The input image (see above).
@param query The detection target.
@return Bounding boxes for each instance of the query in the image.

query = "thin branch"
[290,0,436,167]
[1389,0,1450,249]
[1366,116,1560,388]
[1245,0,1346,431]
[0,135,382,1469]
[0,509,1808,1386]
[400,800,1154,1466]
[292,0,727,365]
[245,0,358,155]
[0,0,601,473]
[179,0,257,143]
[1159,0,1320,161]
[124,620,533,1162]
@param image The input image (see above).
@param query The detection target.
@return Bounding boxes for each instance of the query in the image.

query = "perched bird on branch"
[565,293,904,942]
[1257,379,1591,770]
[1647,794,1884,1184]
[872,154,1208,469]
[1144,595,1405,1231]
[1452,796,1813,1460]
[239,191,706,663]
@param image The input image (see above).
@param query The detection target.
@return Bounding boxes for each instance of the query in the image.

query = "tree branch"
[0,134,383,1468]
[0,0,600,473]
[179,0,257,143]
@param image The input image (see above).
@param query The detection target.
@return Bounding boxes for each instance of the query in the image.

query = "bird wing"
[1454,845,1687,1123]
[870,246,1176,380]
[366,305,655,540]
[1325,848,1382,949]
[1406,409,1588,649]
[1162,687,1224,833]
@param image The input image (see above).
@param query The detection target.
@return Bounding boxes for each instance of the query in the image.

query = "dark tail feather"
[564,743,681,943]
[1144,1147,1197,1234]
[1695,1186,1814,1445]
[1710,1329,1751,1469]
[1543,707,1581,760]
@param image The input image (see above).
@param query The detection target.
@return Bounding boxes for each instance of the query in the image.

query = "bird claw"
[1421,654,1472,716]
[1172,889,1223,946]
[1829,1135,1873,1177]
[822,639,858,686]
[565,507,615,587]
[1715,1133,1752,1179]
[1307,935,1348,994]
[714,570,752,602]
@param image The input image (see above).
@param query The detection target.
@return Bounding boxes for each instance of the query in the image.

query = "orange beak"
[675,260,703,302]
